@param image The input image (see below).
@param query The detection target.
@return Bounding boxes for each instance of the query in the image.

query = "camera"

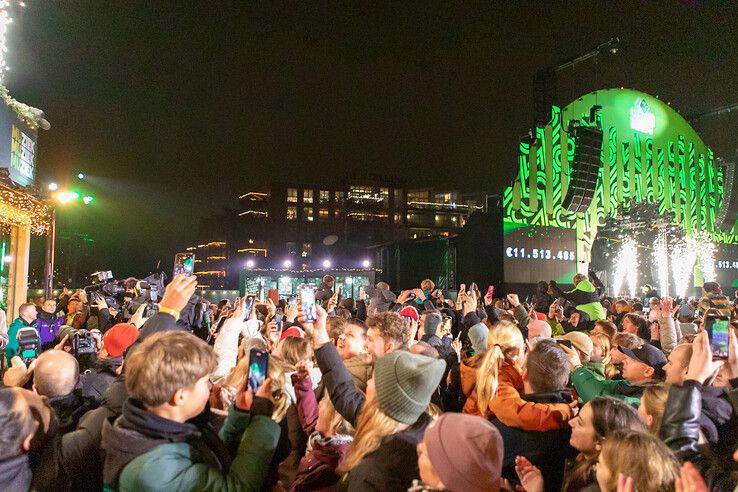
[16,327,41,365]
[85,273,126,311]
[57,326,99,357]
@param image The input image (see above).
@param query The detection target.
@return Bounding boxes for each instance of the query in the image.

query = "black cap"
[619,344,667,369]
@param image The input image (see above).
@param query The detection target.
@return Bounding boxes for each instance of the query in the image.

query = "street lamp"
[245,259,255,269]
[43,188,95,298]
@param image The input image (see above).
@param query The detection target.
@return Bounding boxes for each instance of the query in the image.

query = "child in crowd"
[100,331,280,491]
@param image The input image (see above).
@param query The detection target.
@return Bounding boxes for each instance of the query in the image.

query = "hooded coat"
[101,398,279,491]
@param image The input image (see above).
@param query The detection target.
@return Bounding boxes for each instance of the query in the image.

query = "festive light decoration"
[612,239,638,297]
[671,239,697,298]
[0,182,52,235]
[653,233,670,297]
[0,1,11,80]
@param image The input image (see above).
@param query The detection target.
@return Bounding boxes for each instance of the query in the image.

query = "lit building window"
[287,188,298,203]
[408,191,429,203]
[303,189,313,204]
[304,207,314,221]
[302,243,312,257]
[335,191,345,204]
[335,209,343,218]
[319,208,329,219]
[394,212,401,222]
[320,190,330,204]
[287,206,297,220]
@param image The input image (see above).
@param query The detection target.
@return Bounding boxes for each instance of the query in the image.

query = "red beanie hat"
[103,323,138,358]
[279,326,303,342]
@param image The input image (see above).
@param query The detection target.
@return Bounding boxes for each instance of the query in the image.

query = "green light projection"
[503,88,736,267]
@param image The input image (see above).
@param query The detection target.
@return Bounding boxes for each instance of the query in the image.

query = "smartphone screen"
[275,308,283,332]
[173,253,195,278]
[287,294,298,307]
[705,316,730,359]
[247,348,269,393]
[301,284,316,322]
[243,295,255,321]
[487,285,494,298]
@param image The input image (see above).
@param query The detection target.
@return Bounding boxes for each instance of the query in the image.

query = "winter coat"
[291,433,352,492]
[81,357,123,403]
[550,279,606,321]
[315,342,432,491]
[571,366,661,406]
[101,398,279,491]
[36,311,65,346]
[4,316,34,364]
[212,317,261,379]
[48,390,100,435]
[660,381,737,492]
[492,390,578,492]
[28,405,110,492]
[461,358,573,430]
[698,291,734,318]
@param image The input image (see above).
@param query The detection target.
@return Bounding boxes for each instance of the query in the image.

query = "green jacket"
[4,317,34,364]
[566,279,606,321]
[116,406,279,492]
[571,366,642,407]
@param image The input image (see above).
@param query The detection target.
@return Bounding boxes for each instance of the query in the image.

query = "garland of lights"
[0,182,52,234]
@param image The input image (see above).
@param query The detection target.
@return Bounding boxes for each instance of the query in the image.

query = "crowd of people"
[0,272,737,491]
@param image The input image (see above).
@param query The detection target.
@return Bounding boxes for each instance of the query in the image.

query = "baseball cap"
[619,343,668,369]
[400,305,419,323]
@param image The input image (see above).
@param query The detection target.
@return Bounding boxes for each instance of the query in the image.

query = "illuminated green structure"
[502,88,735,270]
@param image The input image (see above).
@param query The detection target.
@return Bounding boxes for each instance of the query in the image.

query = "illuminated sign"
[10,125,35,182]
[0,103,38,186]
[629,97,656,135]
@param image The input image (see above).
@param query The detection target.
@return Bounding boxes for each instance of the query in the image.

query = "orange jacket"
[461,359,573,431]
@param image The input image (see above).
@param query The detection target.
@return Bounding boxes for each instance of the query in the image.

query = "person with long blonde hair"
[467,321,574,430]
[638,384,668,434]
[304,304,446,490]
[596,429,679,492]
[589,332,619,379]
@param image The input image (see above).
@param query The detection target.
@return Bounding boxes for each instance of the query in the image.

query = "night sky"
[6,1,738,279]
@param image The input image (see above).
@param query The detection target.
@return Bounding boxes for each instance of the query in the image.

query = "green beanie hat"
[373,350,446,424]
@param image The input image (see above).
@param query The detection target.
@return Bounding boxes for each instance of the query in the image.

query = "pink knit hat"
[423,413,503,492]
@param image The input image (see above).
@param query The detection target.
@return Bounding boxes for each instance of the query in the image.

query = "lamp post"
[43,207,56,298]
[42,183,93,298]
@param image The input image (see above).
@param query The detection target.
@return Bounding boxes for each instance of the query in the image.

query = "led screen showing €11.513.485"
[503,221,578,284]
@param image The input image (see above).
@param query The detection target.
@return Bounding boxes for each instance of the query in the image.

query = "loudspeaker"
[533,69,556,127]
[562,125,603,213]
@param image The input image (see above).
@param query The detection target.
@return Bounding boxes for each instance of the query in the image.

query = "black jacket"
[48,390,99,435]
[81,356,123,403]
[660,381,737,492]
[492,390,577,492]
[315,342,432,491]
[29,406,110,492]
